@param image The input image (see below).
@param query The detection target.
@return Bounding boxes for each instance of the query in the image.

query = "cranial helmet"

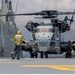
[17,30,21,34]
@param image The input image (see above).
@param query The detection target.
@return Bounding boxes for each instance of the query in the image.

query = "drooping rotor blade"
[0,10,75,17]
[0,12,45,16]
[58,12,75,15]
[40,10,75,15]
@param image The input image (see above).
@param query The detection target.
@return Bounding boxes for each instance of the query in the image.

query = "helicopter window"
[34,28,40,32]
[52,29,55,32]
[40,28,49,32]
[34,28,55,32]
[49,28,55,32]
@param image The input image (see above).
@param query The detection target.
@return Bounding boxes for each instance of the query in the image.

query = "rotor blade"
[0,12,45,16]
[58,12,75,15]
[70,12,75,25]
[0,11,75,17]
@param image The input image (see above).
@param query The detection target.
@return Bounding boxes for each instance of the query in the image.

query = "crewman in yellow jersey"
[13,30,24,59]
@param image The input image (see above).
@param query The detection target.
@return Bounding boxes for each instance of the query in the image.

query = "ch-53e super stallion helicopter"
[23,10,75,58]
[22,10,75,58]
[1,10,75,58]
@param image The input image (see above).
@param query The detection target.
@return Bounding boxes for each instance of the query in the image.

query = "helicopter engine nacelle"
[25,21,34,32]
[25,21,39,32]
[51,19,70,33]
[55,22,70,33]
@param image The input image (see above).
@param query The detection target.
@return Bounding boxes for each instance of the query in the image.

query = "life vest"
[14,34,23,45]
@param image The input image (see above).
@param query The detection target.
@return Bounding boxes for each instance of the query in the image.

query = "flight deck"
[0,58,75,74]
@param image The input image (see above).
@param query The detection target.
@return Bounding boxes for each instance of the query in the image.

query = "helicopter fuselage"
[32,24,61,54]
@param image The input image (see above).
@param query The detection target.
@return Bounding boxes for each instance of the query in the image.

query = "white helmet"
[17,30,21,34]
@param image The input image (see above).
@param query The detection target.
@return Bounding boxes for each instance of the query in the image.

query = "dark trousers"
[14,45,21,58]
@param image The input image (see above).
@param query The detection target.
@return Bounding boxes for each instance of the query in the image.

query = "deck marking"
[21,65,75,71]
[48,65,75,71]
[0,62,20,64]
[0,59,11,61]
[22,65,49,68]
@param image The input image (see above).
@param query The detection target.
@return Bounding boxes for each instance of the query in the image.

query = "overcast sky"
[0,0,75,41]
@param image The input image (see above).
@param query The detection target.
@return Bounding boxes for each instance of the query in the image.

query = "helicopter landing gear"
[30,52,38,58]
[34,52,38,58]
[30,52,34,58]
[66,51,72,58]
[40,52,48,58]
[45,52,48,58]
[40,52,43,58]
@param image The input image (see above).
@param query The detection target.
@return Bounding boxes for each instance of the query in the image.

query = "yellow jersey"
[14,34,24,45]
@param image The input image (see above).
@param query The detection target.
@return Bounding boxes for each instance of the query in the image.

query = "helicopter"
[0,10,75,58]
[21,10,75,58]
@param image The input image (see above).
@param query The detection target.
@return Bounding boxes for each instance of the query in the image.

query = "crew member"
[72,41,75,51]
[66,41,72,58]
[13,30,24,59]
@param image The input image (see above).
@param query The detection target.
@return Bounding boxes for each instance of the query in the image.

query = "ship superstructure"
[0,0,18,57]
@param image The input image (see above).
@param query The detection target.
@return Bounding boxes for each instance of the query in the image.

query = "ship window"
[6,16,8,22]
[9,1,11,5]
[5,0,8,3]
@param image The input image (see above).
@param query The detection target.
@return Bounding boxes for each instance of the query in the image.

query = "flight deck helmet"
[16,30,21,35]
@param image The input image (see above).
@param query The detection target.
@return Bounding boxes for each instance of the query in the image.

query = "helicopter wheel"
[66,51,72,58]
[45,52,48,58]
[34,52,38,58]
[31,53,34,58]
[40,52,43,58]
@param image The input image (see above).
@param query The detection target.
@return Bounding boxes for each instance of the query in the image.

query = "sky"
[0,0,75,41]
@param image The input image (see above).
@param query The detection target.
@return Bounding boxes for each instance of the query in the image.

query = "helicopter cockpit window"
[34,28,55,33]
